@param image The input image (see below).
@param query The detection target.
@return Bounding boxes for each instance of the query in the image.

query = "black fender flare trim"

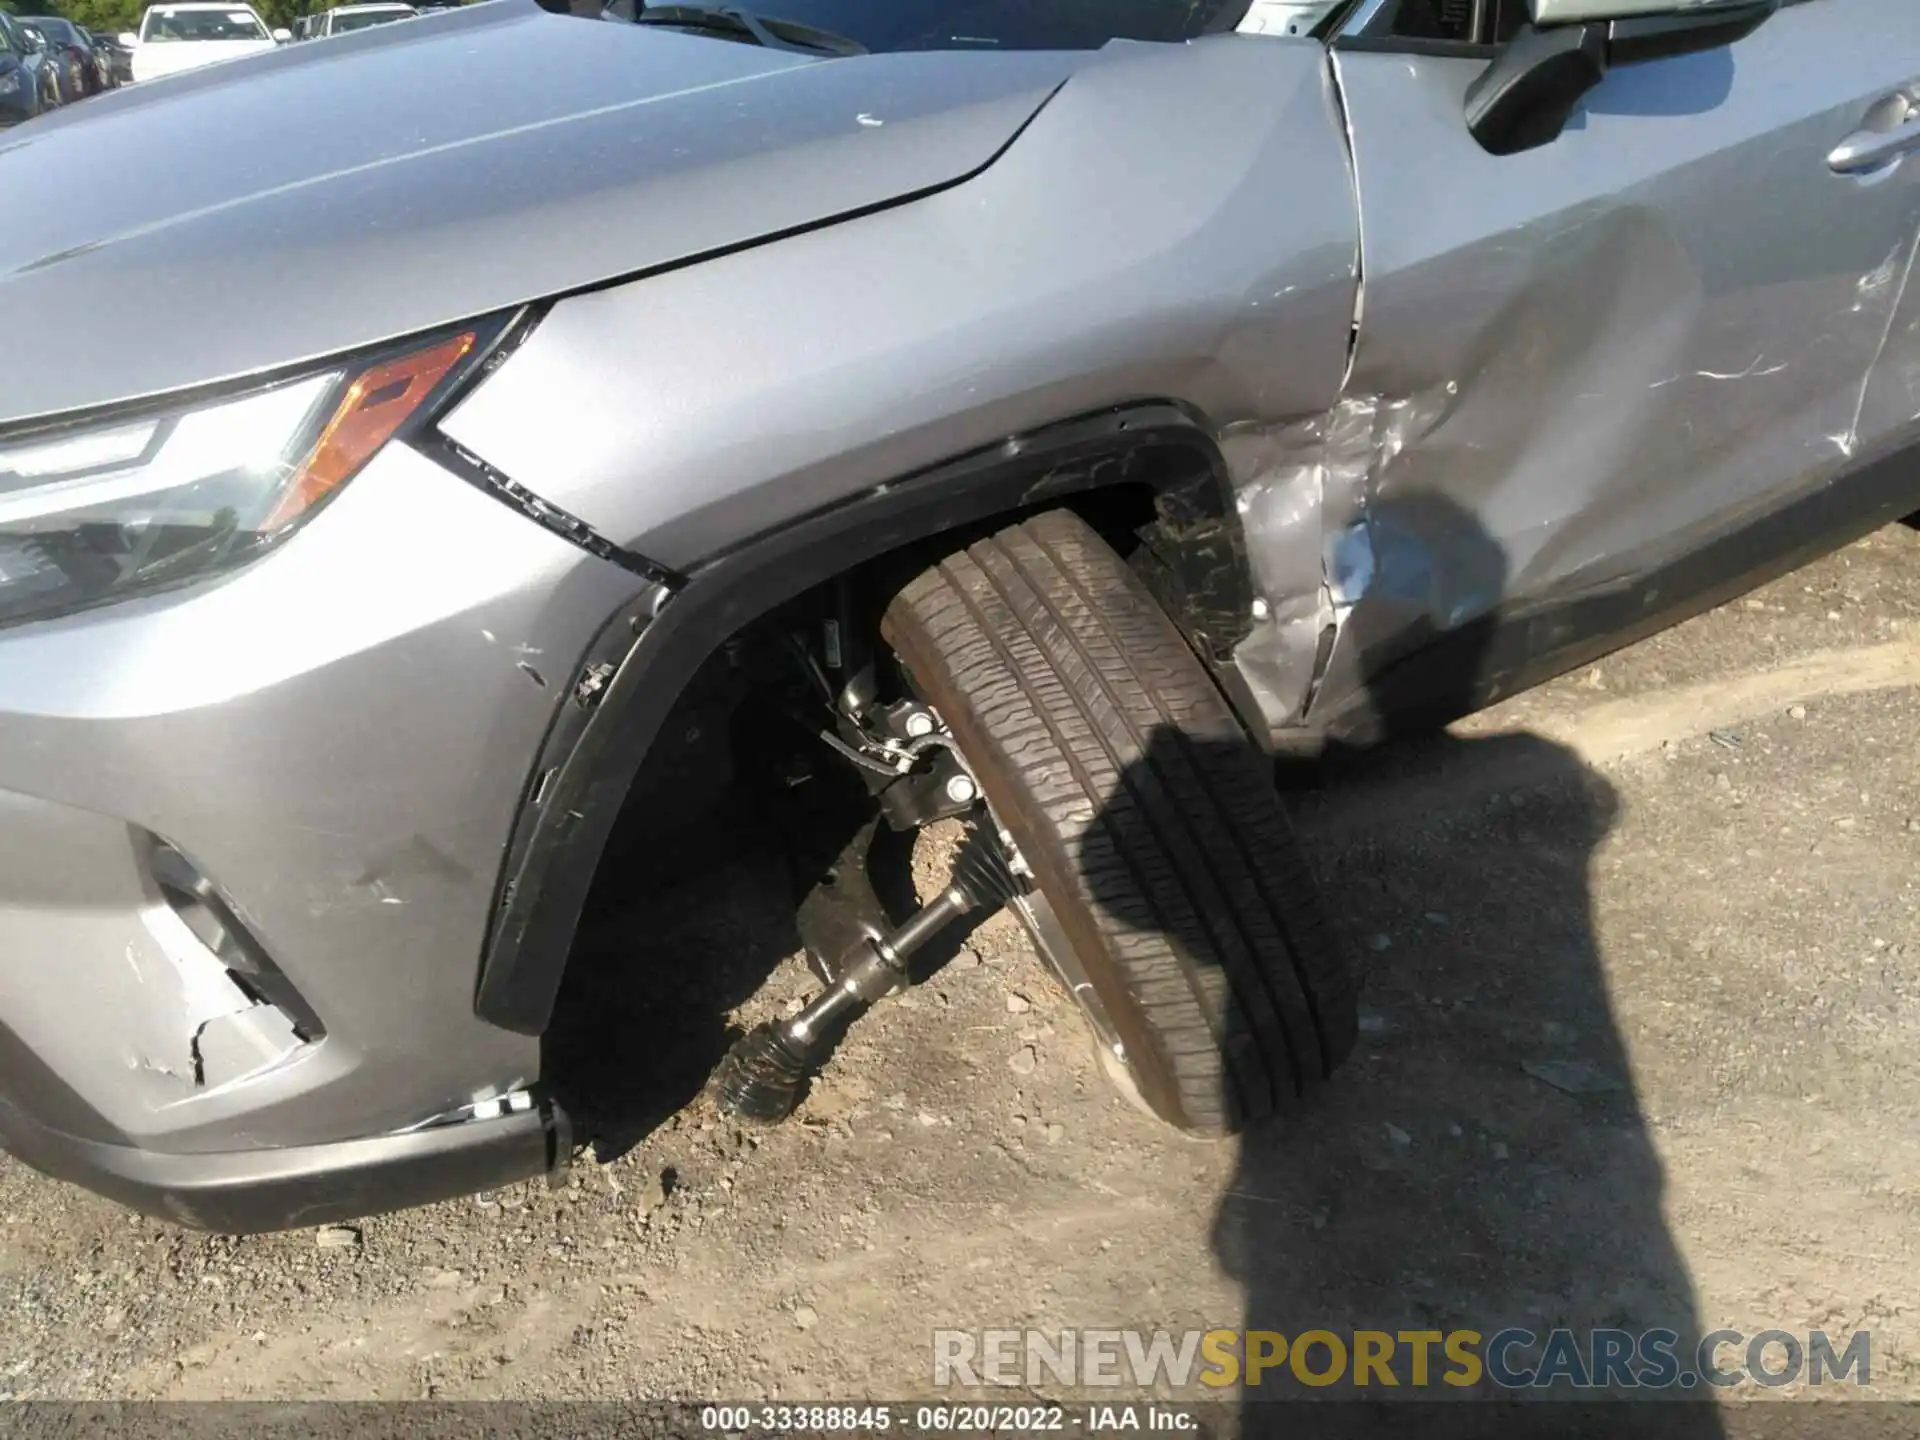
[474,402,1236,1035]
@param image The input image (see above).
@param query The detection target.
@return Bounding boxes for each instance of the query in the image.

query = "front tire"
[882,510,1356,1134]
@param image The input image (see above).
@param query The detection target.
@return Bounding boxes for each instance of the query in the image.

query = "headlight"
[0,325,487,631]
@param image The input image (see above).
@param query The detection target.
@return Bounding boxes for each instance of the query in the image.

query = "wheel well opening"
[536,426,1263,1139]
[581,433,1244,857]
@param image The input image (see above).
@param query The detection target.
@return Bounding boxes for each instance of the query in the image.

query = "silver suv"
[0,0,1915,1231]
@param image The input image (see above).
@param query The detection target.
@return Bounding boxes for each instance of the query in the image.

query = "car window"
[1339,0,1506,44]
[618,0,1252,51]
[1367,0,1475,40]
[142,8,271,40]
[1347,0,1786,49]
[0,14,20,54]
[330,8,414,30]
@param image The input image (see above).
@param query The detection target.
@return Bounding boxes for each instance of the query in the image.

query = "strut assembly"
[707,601,1035,1124]
[713,824,1025,1122]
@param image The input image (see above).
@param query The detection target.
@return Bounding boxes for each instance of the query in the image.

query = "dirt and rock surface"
[2,526,1917,1412]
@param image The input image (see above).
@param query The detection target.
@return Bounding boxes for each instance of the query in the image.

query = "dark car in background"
[20,16,106,95]
[0,10,60,123]
[75,25,122,87]
[14,21,77,102]
[87,25,130,84]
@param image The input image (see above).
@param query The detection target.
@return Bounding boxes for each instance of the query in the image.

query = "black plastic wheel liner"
[473,403,1243,1035]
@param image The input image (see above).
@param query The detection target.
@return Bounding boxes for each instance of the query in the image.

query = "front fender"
[469,405,1235,1034]
[450,31,1365,1031]
[439,31,1360,570]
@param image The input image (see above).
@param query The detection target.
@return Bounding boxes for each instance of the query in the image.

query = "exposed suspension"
[712,825,1026,1124]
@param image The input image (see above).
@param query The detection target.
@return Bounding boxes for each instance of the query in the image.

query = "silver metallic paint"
[0,443,644,1149]
[441,34,1361,567]
[4,0,1919,1218]
[0,0,1075,425]
[451,6,1920,735]
[1301,2,1920,730]
[1530,0,1754,22]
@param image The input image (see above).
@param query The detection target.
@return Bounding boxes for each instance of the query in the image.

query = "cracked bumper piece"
[0,1086,566,1233]
[0,441,645,1228]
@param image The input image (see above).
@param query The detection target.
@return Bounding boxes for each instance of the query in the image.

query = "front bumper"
[0,82,33,124]
[0,440,645,1228]
[0,1085,568,1233]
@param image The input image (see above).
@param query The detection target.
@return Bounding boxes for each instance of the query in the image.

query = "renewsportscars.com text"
[932,1327,1871,1391]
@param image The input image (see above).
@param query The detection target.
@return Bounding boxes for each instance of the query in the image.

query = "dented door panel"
[1855,172,1920,446]
[1272,1,1920,737]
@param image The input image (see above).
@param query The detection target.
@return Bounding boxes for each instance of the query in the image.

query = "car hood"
[0,0,1076,424]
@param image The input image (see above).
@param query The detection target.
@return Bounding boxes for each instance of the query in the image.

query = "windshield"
[141,8,270,41]
[332,7,414,29]
[21,16,79,42]
[621,0,1254,52]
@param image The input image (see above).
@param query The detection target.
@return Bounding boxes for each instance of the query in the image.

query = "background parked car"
[308,3,418,36]
[86,25,130,84]
[19,16,105,96]
[0,10,60,124]
[118,2,289,82]
[75,25,122,88]
[16,21,78,101]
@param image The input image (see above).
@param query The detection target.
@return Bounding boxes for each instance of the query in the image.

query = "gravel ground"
[1,525,1917,1413]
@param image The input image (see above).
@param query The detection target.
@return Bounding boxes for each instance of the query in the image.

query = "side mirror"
[118,30,139,44]
[272,26,292,40]
[1465,0,1776,156]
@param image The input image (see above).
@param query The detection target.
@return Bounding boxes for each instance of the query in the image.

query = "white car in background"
[306,3,418,38]
[118,2,288,82]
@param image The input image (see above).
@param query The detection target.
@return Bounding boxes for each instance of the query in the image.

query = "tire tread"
[882,510,1355,1133]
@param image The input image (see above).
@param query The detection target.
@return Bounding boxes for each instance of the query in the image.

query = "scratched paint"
[1223,16,1920,740]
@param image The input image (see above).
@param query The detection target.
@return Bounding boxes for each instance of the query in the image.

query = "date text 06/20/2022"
[700,1404,1196,1432]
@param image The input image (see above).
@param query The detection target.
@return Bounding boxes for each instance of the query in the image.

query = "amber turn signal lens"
[266,331,476,530]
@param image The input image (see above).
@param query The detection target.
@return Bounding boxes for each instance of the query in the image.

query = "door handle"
[1831,108,1920,175]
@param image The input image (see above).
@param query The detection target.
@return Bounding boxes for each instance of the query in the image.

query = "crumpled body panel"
[1228,2,1920,739]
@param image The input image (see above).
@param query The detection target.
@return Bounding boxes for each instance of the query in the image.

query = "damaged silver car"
[1,0,1916,1231]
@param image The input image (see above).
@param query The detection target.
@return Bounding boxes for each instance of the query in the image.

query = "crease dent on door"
[1222,53,1489,739]
[1223,17,1920,742]
[1847,223,1920,450]
[1220,46,1394,738]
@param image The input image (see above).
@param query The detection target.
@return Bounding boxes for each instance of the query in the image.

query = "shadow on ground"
[1240,729,1720,1436]
[544,710,1002,1157]
[541,788,795,1161]
[1077,497,1725,1436]
[545,492,1736,1433]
